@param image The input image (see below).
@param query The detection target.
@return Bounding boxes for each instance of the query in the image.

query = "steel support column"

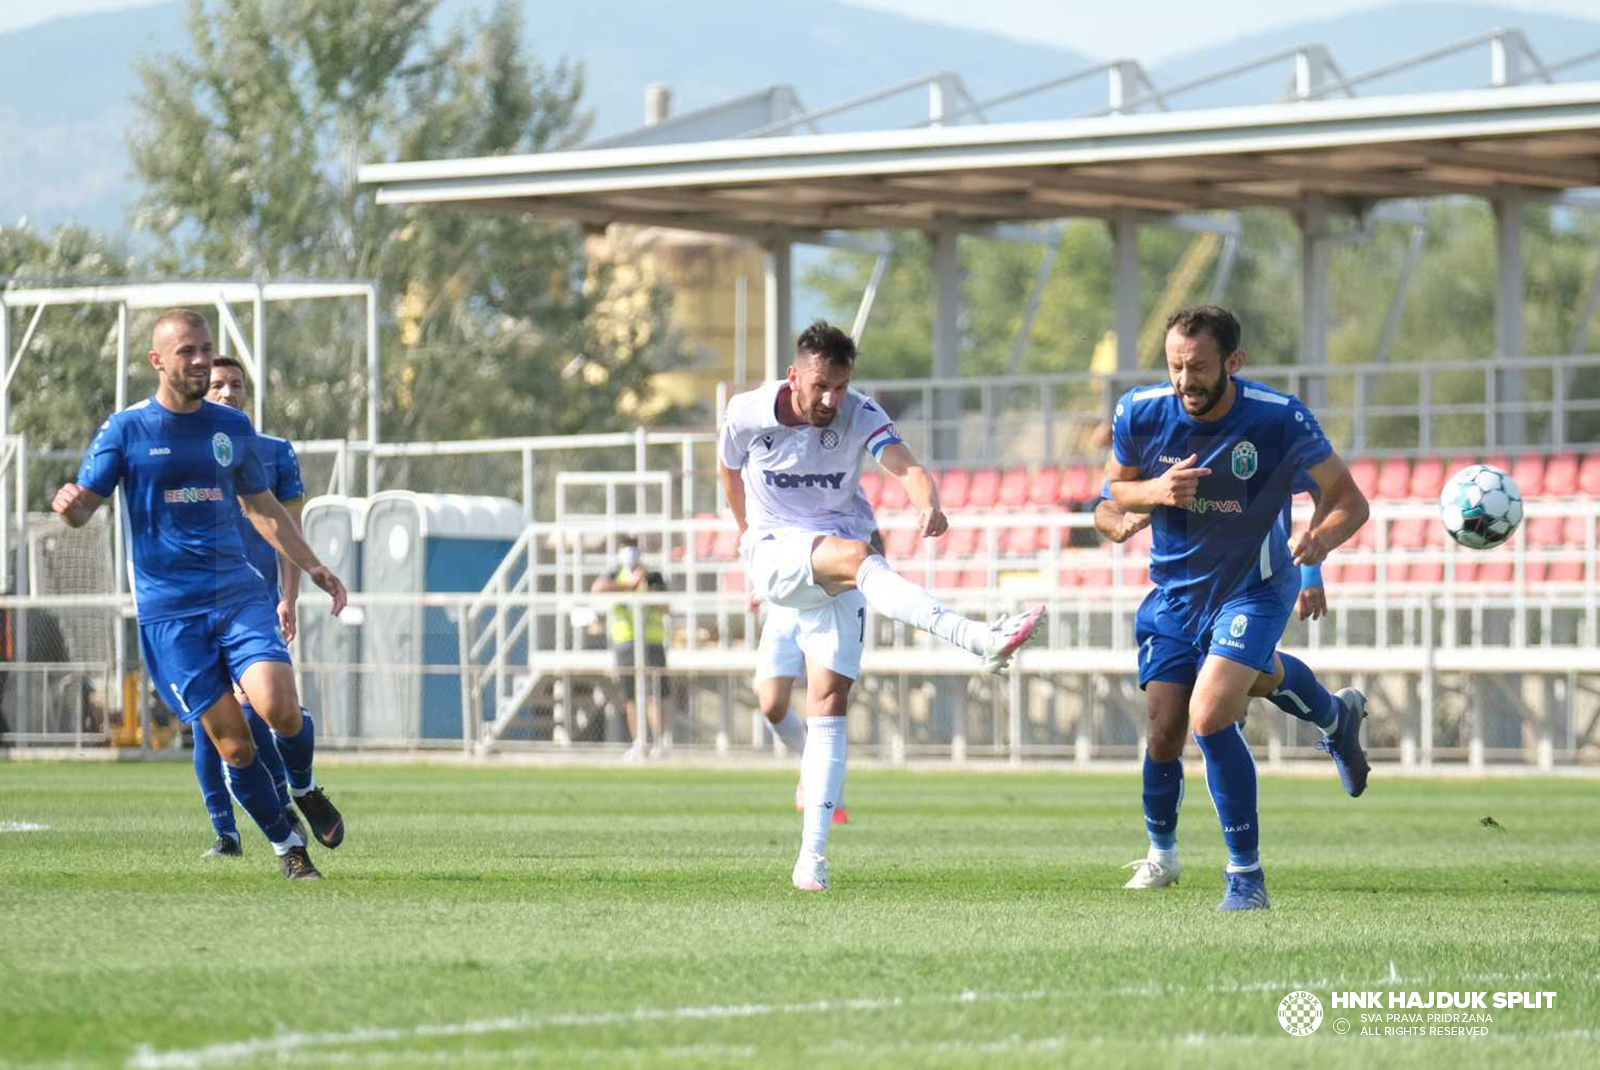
[1495,195,1526,447]
[1113,214,1140,372]
[1299,194,1331,410]
[763,241,792,382]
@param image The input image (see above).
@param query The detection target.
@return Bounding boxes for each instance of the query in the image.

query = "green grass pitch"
[1,763,1596,1068]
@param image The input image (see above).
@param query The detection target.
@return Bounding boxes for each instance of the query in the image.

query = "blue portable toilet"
[297,495,367,739]
[360,492,527,742]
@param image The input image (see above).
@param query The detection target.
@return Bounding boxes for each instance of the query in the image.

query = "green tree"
[129,0,687,449]
[0,223,140,494]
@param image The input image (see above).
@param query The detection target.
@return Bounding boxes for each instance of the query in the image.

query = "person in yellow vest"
[590,536,671,759]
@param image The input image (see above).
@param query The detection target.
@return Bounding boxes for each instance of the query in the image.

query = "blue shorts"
[1134,582,1295,690]
[139,598,291,724]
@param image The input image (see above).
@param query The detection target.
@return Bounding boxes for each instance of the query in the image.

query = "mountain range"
[1,1,1598,236]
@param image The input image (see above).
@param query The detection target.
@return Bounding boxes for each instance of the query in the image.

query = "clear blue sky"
[7,0,1599,61]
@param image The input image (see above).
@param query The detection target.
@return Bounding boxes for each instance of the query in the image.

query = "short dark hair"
[151,307,208,343]
[1165,305,1241,356]
[795,320,856,368]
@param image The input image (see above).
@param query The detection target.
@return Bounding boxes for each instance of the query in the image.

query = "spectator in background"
[590,536,671,759]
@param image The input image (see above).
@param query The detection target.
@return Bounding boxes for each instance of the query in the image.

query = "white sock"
[767,708,808,753]
[800,716,848,857]
[855,555,987,655]
[269,830,305,856]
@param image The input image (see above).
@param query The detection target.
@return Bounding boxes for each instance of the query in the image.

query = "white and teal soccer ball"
[1439,464,1523,549]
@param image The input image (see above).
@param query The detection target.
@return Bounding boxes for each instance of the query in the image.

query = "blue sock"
[1267,652,1338,732]
[1142,754,1183,851]
[244,705,292,813]
[1195,723,1260,871]
[223,751,297,848]
[270,708,316,794]
[193,726,237,840]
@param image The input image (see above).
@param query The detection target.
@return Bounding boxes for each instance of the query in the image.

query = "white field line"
[125,971,1600,1070]
[0,821,51,832]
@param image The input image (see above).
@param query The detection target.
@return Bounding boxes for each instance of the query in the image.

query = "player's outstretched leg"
[1194,723,1268,910]
[1262,652,1369,797]
[193,726,242,857]
[852,553,1043,672]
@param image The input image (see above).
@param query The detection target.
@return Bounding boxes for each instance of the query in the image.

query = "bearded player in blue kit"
[1106,306,1371,911]
[53,309,349,881]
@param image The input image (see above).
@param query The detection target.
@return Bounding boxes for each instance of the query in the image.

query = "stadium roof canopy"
[360,83,1600,236]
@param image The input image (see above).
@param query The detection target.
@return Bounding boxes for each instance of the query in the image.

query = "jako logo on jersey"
[148,446,171,456]
[763,471,846,490]
[211,432,234,467]
[164,486,223,504]
[1182,497,1243,514]
[1231,440,1259,479]
[819,428,840,450]
[1158,454,1187,466]
[1229,614,1249,638]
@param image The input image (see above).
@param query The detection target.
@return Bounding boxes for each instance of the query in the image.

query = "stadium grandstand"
[5,30,1600,770]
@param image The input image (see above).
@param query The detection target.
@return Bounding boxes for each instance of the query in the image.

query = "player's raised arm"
[240,490,347,614]
[1291,454,1370,566]
[877,442,947,538]
[51,483,105,528]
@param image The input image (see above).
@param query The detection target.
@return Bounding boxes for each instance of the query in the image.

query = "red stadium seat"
[1028,465,1062,506]
[1059,559,1113,588]
[1510,454,1546,498]
[880,527,915,561]
[1389,517,1429,549]
[1542,453,1579,497]
[1347,458,1379,499]
[1527,515,1566,548]
[938,468,971,510]
[1000,525,1047,557]
[711,526,741,561]
[858,469,883,509]
[998,467,1030,508]
[1578,453,1600,497]
[724,569,748,595]
[1058,463,1099,506]
[1375,458,1411,499]
[879,473,911,511]
[691,513,719,561]
[1563,515,1591,547]
[1408,457,1445,500]
[966,467,1001,508]
[954,567,988,589]
[940,526,982,560]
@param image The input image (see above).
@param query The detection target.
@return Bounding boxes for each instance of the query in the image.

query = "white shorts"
[755,590,867,683]
[746,528,832,610]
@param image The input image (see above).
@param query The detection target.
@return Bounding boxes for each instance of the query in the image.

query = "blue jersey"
[77,398,269,622]
[1111,377,1332,626]
[237,433,306,605]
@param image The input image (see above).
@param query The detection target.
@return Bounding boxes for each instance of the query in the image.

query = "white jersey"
[720,380,901,557]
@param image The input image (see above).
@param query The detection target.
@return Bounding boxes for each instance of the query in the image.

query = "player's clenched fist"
[1156,454,1210,508]
[52,482,97,528]
[1290,529,1329,567]
[917,507,949,538]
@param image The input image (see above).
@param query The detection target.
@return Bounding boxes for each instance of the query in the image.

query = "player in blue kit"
[1105,306,1371,911]
[190,356,319,858]
[53,309,349,881]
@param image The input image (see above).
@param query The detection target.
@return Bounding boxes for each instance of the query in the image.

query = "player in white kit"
[720,321,1045,891]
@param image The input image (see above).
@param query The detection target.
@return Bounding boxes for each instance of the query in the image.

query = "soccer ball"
[1438,464,1523,549]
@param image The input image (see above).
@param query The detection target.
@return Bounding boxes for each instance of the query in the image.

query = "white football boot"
[1122,847,1182,889]
[791,849,830,891]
